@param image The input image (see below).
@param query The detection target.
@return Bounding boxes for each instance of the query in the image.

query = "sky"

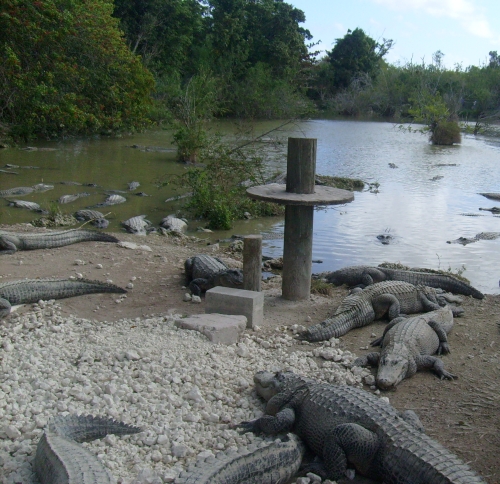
[290,0,500,69]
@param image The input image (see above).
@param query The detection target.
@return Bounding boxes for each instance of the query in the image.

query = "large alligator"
[185,254,243,296]
[0,228,118,254]
[34,414,141,484]
[353,307,457,389]
[0,183,53,197]
[299,281,463,342]
[175,434,305,484]
[324,265,484,299]
[239,370,486,483]
[0,278,126,318]
[122,214,153,235]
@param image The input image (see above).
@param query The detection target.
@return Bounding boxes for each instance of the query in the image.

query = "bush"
[430,121,462,145]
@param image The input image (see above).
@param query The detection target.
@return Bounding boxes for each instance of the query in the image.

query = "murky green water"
[2,120,500,294]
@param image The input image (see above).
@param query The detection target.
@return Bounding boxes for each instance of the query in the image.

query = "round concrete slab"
[246,183,354,206]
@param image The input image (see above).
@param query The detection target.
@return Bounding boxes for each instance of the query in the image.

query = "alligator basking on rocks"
[324,265,484,299]
[353,307,457,389]
[175,434,305,484]
[34,414,141,484]
[0,278,127,317]
[239,370,486,483]
[185,254,243,296]
[0,228,118,254]
[299,281,463,342]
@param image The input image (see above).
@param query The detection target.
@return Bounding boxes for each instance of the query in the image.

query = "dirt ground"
[1,226,499,483]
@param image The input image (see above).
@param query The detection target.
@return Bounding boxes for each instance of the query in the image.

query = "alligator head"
[376,346,411,390]
[217,269,244,288]
[254,370,308,401]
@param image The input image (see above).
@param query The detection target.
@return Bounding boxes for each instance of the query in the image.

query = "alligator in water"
[479,192,500,201]
[0,183,54,197]
[479,206,500,213]
[0,278,127,318]
[175,434,305,484]
[58,192,91,204]
[185,254,243,296]
[92,194,126,207]
[122,215,153,235]
[353,307,457,389]
[127,181,140,190]
[447,231,500,245]
[299,281,463,342]
[239,370,486,483]
[34,414,141,484]
[0,228,118,254]
[324,265,484,299]
[7,199,47,213]
[74,210,109,229]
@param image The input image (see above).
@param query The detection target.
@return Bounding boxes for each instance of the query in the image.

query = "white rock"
[5,425,21,439]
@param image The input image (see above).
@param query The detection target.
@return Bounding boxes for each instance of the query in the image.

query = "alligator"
[0,278,127,318]
[161,215,187,234]
[185,254,244,296]
[34,414,141,484]
[353,307,457,389]
[239,370,486,483]
[324,265,484,299]
[58,192,91,204]
[122,215,153,235]
[299,281,463,342]
[376,234,393,245]
[447,231,500,245]
[175,434,305,484]
[7,199,47,212]
[0,183,54,197]
[93,194,126,207]
[479,192,500,201]
[479,206,500,213]
[74,209,109,229]
[0,228,119,254]
[127,181,140,190]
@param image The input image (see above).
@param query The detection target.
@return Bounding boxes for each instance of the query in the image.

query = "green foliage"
[169,71,222,162]
[0,0,154,140]
[171,133,283,230]
[408,92,461,145]
[327,28,393,90]
[430,121,461,145]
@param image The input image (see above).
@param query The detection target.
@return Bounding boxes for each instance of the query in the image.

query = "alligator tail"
[48,414,141,442]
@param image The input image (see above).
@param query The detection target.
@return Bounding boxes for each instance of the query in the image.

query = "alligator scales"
[240,371,486,483]
[300,280,460,342]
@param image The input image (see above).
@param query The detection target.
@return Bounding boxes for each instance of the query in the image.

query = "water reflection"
[1,120,500,294]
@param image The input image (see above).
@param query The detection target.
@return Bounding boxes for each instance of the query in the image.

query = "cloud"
[373,0,495,39]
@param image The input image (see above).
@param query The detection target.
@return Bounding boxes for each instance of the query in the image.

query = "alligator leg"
[188,278,206,296]
[0,237,17,255]
[399,410,425,433]
[414,355,457,380]
[361,268,387,286]
[239,408,295,434]
[370,317,406,346]
[321,423,380,480]
[372,293,402,320]
[353,352,380,367]
[427,320,451,354]
[0,298,11,318]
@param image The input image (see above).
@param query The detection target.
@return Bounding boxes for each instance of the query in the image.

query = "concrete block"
[205,286,264,329]
[174,313,247,345]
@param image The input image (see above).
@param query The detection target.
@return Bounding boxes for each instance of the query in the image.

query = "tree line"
[1,0,499,142]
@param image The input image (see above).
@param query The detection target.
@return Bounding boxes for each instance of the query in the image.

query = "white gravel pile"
[0,300,374,484]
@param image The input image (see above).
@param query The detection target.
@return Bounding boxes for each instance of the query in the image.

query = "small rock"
[183,293,192,302]
[191,295,201,304]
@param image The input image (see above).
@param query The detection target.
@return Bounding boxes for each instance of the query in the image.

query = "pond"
[1,120,500,294]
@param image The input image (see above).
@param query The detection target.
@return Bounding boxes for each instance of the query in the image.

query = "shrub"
[430,121,462,145]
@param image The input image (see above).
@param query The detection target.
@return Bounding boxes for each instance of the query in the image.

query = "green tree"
[327,28,393,90]
[113,0,204,76]
[0,0,154,139]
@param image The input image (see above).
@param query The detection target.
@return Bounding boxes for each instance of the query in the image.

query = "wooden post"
[286,138,316,194]
[243,235,262,292]
[282,138,317,300]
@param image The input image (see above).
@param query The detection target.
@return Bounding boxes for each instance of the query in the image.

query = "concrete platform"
[174,313,247,345]
[205,286,264,329]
